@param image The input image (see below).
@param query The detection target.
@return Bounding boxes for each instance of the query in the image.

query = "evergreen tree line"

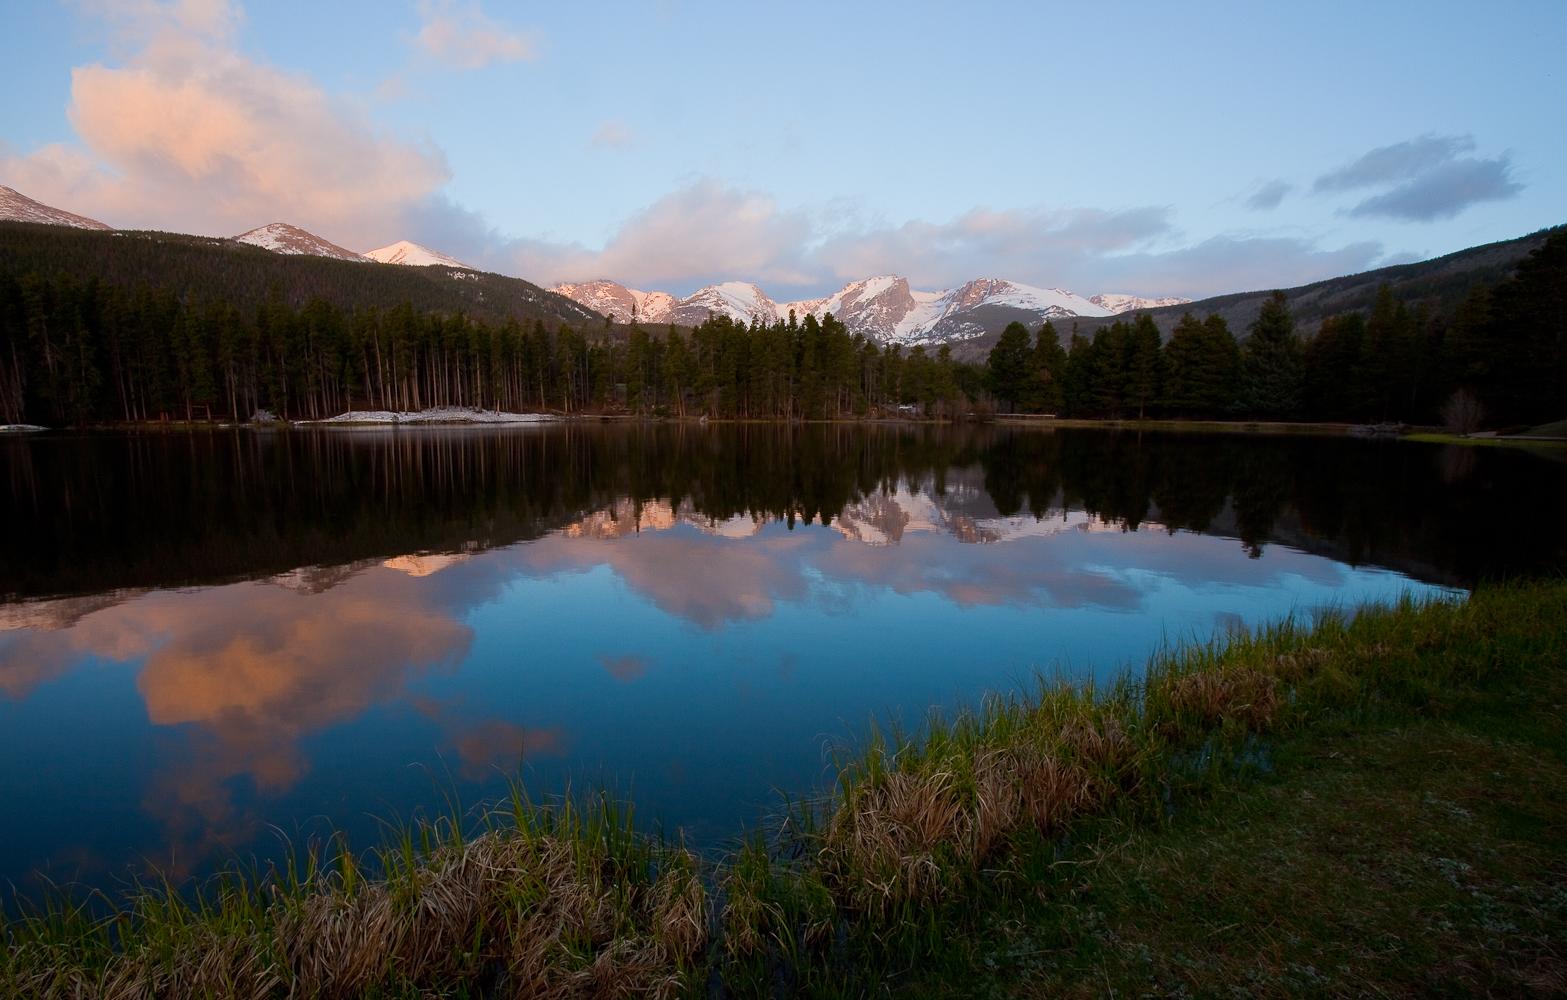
[987,231,1567,427]
[2,230,1561,427]
[0,272,982,425]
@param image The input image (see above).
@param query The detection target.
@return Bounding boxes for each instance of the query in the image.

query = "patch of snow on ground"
[303,407,557,425]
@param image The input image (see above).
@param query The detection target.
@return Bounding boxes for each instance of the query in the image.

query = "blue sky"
[1,0,1562,298]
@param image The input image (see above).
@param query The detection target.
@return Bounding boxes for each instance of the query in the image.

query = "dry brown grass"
[1164,666,1280,733]
[9,829,706,1000]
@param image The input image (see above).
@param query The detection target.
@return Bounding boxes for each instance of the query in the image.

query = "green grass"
[893,672,1567,997]
[996,417,1360,437]
[1405,431,1567,451]
[1523,418,1567,438]
[4,583,1565,998]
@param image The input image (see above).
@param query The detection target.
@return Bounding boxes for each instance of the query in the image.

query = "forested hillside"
[0,222,598,328]
[985,231,1566,427]
[984,226,1560,356]
[1,221,1561,429]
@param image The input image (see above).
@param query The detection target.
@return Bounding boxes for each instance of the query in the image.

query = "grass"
[1405,431,1567,451]
[994,417,1361,437]
[1523,419,1567,438]
[2,791,708,999]
[4,583,1565,997]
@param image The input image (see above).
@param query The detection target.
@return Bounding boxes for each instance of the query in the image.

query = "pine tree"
[1241,291,1303,417]
[1125,314,1163,419]
[987,321,1032,411]
[1030,321,1067,413]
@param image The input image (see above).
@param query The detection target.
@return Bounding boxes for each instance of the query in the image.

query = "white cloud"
[415,0,537,70]
[459,181,1386,300]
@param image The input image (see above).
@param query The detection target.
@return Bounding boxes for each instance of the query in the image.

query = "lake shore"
[28,413,1564,448]
[6,581,1563,997]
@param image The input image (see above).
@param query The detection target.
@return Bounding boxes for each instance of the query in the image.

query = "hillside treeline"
[0,270,982,424]
[0,222,591,328]
[989,231,1566,427]
[1,230,1561,427]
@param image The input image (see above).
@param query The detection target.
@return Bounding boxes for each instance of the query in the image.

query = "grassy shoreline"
[5,583,1564,997]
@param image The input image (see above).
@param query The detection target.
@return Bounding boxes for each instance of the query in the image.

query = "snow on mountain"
[669,281,781,327]
[900,279,1111,342]
[365,240,471,269]
[778,275,922,341]
[235,223,367,262]
[552,281,679,324]
[553,274,1176,345]
[1090,293,1191,314]
[0,184,111,230]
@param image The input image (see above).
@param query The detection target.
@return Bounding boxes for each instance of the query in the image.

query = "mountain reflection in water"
[1,425,1560,896]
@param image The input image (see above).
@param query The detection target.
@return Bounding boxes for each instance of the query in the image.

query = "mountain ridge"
[549,275,1179,345]
[235,222,368,262]
[0,184,112,231]
[365,240,472,269]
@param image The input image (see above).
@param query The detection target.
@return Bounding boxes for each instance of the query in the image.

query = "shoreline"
[6,582,1563,996]
[19,413,1565,448]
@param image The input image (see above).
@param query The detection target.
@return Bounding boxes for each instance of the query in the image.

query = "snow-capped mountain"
[779,276,923,341]
[1090,293,1191,314]
[904,279,1111,342]
[668,282,781,327]
[554,275,1119,344]
[552,280,679,325]
[365,240,470,269]
[0,185,111,230]
[235,223,367,262]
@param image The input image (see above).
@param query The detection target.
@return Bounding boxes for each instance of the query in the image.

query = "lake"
[2,425,1562,900]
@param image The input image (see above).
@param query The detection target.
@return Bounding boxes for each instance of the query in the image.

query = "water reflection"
[2,425,1562,895]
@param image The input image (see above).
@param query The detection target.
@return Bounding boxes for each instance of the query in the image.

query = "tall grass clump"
[1,789,708,999]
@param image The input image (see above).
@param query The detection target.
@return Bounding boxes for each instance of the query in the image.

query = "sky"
[0,0,1562,300]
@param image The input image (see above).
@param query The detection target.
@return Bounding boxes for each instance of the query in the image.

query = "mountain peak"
[552,273,1152,344]
[365,240,471,269]
[234,223,367,262]
[0,184,112,231]
[1090,293,1192,314]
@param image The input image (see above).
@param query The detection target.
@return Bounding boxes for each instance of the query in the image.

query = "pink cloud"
[2,10,448,248]
[415,0,538,70]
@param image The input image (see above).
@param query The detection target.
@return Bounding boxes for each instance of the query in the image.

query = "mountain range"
[0,190,601,330]
[549,276,1187,345]
[9,182,1549,359]
[0,183,1184,345]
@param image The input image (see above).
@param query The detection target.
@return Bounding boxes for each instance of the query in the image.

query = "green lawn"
[899,684,1567,997]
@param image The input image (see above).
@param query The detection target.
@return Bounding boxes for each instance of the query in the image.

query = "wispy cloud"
[467,182,1379,300]
[590,120,635,150]
[414,0,537,70]
[1313,133,1523,222]
[1313,134,1475,193]
[1345,156,1521,222]
[1244,179,1291,211]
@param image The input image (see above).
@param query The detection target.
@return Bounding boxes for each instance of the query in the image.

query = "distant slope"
[961,227,1560,358]
[365,240,471,269]
[555,275,1116,343]
[0,184,111,231]
[0,222,602,328]
[235,222,368,262]
[1090,293,1191,314]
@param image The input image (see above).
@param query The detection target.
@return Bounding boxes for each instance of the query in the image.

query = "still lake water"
[2,425,1562,897]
